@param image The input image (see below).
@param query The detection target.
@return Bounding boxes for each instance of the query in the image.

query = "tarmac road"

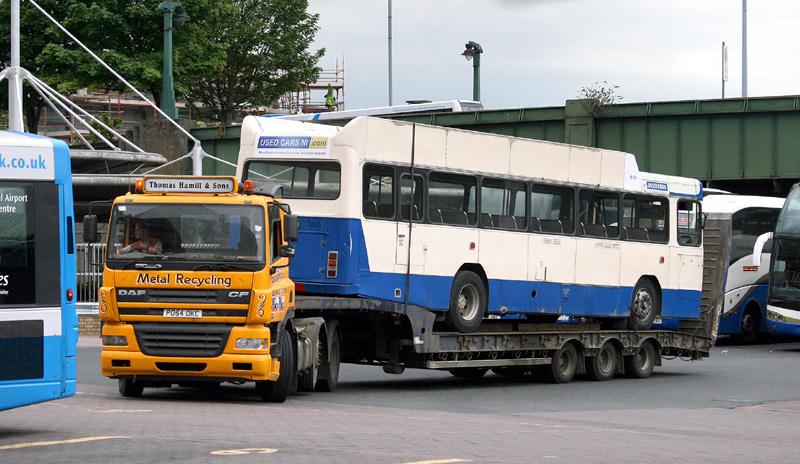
[2,337,800,463]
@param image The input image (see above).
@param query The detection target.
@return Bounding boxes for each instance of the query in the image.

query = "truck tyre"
[445,270,487,333]
[118,379,144,398]
[315,326,341,392]
[627,279,659,330]
[739,305,761,344]
[586,342,618,381]
[624,340,657,379]
[448,368,488,379]
[256,328,294,403]
[542,343,578,384]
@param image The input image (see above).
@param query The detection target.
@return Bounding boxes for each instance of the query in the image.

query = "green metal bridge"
[192,95,800,196]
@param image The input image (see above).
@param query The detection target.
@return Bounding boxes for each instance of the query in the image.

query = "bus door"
[671,199,703,317]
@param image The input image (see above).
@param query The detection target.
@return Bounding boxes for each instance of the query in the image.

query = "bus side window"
[399,174,424,222]
[677,200,702,246]
[531,185,574,235]
[428,172,477,226]
[363,164,394,219]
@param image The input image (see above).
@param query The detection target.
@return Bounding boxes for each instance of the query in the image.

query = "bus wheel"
[586,342,618,381]
[543,343,579,384]
[448,368,488,379]
[628,279,659,330]
[445,271,487,333]
[739,306,761,344]
[256,328,294,403]
[624,340,657,379]
[118,379,144,398]
[316,326,341,392]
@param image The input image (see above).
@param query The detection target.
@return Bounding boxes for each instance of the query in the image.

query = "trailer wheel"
[316,326,341,392]
[628,279,659,330]
[118,379,144,398]
[256,328,294,403]
[445,270,487,333]
[586,342,618,381]
[624,340,657,379]
[448,368,488,379]
[543,343,578,384]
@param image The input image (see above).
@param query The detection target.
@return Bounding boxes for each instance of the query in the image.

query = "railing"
[76,243,106,314]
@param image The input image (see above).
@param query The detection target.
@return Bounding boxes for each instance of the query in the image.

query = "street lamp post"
[158,2,188,120]
[461,41,483,102]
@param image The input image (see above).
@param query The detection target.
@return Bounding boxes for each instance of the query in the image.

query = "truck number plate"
[163,309,202,318]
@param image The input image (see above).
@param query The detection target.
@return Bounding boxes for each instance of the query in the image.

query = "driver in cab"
[120,222,163,255]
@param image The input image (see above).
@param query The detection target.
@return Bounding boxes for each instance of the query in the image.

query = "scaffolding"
[277,58,345,114]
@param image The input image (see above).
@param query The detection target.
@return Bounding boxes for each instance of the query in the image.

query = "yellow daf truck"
[83,176,340,403]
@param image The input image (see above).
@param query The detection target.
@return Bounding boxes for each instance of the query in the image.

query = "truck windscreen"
[107,203,266,264]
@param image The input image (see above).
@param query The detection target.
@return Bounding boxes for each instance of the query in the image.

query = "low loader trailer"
[88,176,723,402]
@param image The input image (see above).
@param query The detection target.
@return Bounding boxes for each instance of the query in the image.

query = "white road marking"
[0,436,130,451]
[210,448,279,456]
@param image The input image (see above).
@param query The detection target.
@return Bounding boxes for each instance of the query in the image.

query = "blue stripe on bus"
[291,216,701,320]
[0,335,74,411]
[767,318,800,337]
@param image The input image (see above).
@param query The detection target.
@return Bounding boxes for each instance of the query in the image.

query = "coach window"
[531,185,574,234]
[427,172,477,226]
[480,178,527,230]
[399,173,424,222]
[730,208,775,263]
[363,164,394,219]
[677,200,702,246]
[578,190,620,238]
[622,195,668,243]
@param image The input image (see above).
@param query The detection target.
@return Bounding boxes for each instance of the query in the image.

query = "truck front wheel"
[256,328,294,403]
[118,379,144,398]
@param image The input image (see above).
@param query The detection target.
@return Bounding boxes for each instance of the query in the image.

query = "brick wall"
[79,314,101,336]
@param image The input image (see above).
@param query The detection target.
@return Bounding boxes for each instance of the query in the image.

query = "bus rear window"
[244,161,341,199]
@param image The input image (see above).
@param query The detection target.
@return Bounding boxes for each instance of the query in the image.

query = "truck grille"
[133,323,231,357]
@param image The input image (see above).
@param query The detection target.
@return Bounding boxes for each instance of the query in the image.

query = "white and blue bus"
[236,116,704,333]
[703,194,784,343]
[754,183,800,337]
[0,131,77,411]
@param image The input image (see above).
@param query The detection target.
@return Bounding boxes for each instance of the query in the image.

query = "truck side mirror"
[83,215,99,243]
[752,232,773,267]
[279,244,296,258]
[284,214,299,242]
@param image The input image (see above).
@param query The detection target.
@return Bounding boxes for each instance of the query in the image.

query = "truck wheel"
[586,342,618,381]
[316,326,341,392]
[444,271,487,333]
[118,379,144,398]
[448,368,488,379]
[624,340,657,379]
[627,279,659,330]
[542,343,578,384]
[256,328,294,403]
[739,305,761,344]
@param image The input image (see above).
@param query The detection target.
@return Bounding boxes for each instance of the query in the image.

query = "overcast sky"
[307,0,800,110]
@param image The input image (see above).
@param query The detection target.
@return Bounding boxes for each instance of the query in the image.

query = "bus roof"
[270,100,483,122]
[238,115,703,198]
[703,193,785,214]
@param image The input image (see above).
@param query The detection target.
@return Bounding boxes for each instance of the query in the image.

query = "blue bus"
[0,131,77,411]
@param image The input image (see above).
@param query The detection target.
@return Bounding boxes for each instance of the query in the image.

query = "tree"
[184,0,325,125]
[578,81,623,116]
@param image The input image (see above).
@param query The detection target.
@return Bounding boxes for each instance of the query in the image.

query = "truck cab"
[86,176,322,402]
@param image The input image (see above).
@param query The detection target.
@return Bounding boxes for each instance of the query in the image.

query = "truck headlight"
[236,338,268,350]
[102,335,128,346]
